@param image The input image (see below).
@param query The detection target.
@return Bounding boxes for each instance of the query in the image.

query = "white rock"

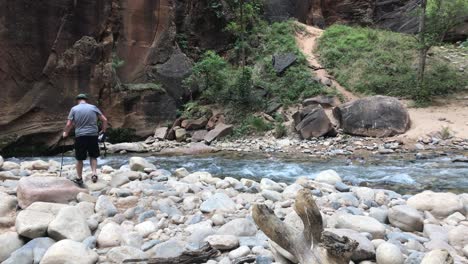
[135,221,156,238]
[352,187,375,201]
[95,195,118,217]
[334,214,386,239]
[40,239,98,264]
[315,169,342,185]
[0,232,24,262]
[205,235,239,250]
[420,249,453,264]
[212,214,225,226]
[48,206,91,242]
[97,222,123,248]
[0,155,3,169]
[261,190,282,202]
[173,168,190,178]
[217,218,257,236]
[407,191,464,217]
[129,157,156,171]
[147,239,185,258]
[376,242,404,264]
[229,246,251,259]
[448,225,468,248]
[200,193,236,213]
[282,183,303,199]
[260,178,283,192]
[0,192,17,216]
[15,209,54,239]
[1,161,20,170]
[388,205,423,232]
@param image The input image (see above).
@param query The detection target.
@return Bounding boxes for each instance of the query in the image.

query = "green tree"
[416,0,468,101]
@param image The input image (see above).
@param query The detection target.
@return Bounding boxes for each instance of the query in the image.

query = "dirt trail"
[295,23,359,102]
[295,22,468,140]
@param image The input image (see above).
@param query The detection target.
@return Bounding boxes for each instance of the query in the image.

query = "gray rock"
[328,193,359,207]
[83,236,97,249]
[369,207,388,224]
[40,239,98,264]
[135,221,156,238]
[147,239,185,258]
[333,96,410,137]
[272,53,296,74]
[388,205,424,232]
[260,178,283,192]
[217,218,257,237]
[48,206,91,242]
[2,237,55,264]
[293,106,334,139]
[0,192,17,216]
[107,246,148,263]
[376,242,404,264]
[0,232,25,262]
[129,157,156,172]
[261,190,282,202]
[205,235,239,250]
[334,182,350,192]
[200,193,236,213]
[405,251,425,264]
[122,232,143,249]
[95,195,118,217]
[110,171,133,187]
[154,198,182,217]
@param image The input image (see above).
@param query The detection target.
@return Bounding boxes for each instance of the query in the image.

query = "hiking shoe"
[91,175,98,183]
[72,178,85,188]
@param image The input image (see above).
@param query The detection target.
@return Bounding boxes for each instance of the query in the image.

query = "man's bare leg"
[76,160,84,179]
[90,158,98,176]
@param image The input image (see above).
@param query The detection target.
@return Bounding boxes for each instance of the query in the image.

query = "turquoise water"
[8,152,468,194]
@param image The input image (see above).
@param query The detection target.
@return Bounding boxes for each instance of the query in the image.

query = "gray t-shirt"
[68,103,103,137]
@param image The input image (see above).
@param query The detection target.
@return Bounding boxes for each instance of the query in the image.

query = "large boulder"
[448,225,468,249]
[293,105,334,139]
[15,209,55,239]
[40,239,98,264]
[16,177,86,208]
[407,191,464,218]
[47,206,91,242]
[217,218,257,237]
[204,123,233,143]
[182,117,209,130]
[0,232,25,262]
[333,96,410,137]
[388,205,424,232]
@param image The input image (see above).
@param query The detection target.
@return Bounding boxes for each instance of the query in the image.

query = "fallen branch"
[123,243,219,264]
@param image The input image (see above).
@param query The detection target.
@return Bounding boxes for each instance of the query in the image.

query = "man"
[63,94,108,185]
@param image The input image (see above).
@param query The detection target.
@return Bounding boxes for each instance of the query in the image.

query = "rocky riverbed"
[0,155,467,264]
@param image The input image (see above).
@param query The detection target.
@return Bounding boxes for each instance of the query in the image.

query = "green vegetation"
[179,101,211,119]
[106,128,140,144]
[416,0,468,102]
[232,115,273,137]
[111,53,125,70]
[317,25,467,103]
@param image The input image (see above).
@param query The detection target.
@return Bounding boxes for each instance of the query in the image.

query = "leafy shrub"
[180,101,211,119]
[317,25,466,101]
[106,128,140,144]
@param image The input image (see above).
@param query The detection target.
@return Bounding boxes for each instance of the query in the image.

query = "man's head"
[75,93,88,103]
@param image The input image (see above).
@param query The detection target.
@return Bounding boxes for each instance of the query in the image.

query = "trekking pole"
[59,137,65,177]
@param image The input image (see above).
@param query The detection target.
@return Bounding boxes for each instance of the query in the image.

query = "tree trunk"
[417,0,428,90]
[252,189,358,264]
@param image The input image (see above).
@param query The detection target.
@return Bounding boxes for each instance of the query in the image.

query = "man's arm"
[63,120,73,138]
[99,114,108,133]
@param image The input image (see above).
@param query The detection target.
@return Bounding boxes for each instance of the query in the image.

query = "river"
[7,152,468,194]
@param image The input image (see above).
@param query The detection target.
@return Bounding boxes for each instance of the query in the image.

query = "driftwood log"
[252,189,358,264]
[123,243,219,264]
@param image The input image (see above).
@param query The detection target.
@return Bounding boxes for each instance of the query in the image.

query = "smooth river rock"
[0,232,25,262]
[15,209,55,239]
[376,242,404,264]
[40,239,98,264]
[129,157,156,172]
[200,193,236,213]
[420,249,454,264]
[388,205,424,232]
[407,191,464,217]
[47,206,91,242]
[16,177,86,208]
[335,214,386,239]
[2,237,55,264]
[217,218,258,237]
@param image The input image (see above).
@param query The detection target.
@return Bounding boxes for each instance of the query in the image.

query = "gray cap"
[76,93,88,100]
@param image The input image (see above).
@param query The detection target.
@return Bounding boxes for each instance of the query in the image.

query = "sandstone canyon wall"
[0,0,463,155]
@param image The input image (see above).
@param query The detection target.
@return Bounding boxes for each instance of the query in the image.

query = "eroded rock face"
[333,96,410,137]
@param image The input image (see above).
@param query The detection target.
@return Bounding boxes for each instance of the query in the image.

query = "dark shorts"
[75,136,100,161]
